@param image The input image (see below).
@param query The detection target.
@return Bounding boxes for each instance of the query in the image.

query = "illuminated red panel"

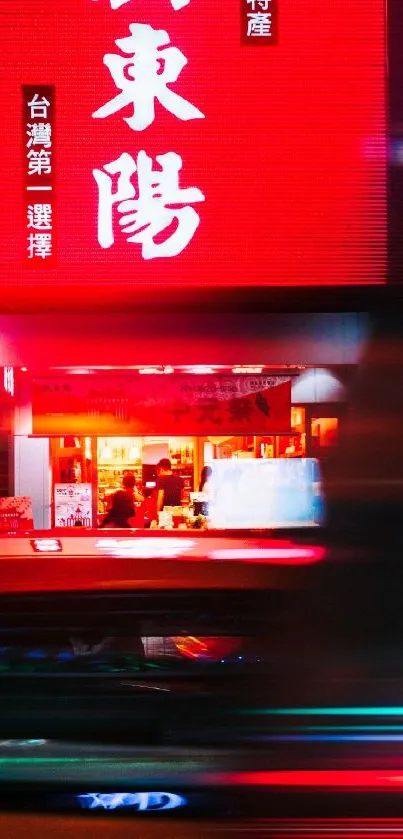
[0,535,325,593]
[171,636,241,660]
[0,0,385,308]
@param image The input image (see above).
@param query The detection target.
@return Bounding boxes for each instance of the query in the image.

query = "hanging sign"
[33,375,291,435]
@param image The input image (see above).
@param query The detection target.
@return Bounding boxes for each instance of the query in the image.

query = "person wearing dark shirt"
[156,458,182,512]
[199,464,212,493]
[100,473,144,528]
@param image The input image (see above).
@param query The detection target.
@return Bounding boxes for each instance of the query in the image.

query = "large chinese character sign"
[0,0,386,306]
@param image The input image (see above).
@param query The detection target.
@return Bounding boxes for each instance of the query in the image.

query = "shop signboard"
[32,374,291,435]
[23,85,56,267]
[54,483,92,527]
[0,0,386,308]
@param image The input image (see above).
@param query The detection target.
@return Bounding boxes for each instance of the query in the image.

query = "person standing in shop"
[199,464,213,495]
[100,473,144,528]
[156,458,182,512]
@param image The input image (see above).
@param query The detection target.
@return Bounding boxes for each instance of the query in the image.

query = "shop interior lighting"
[129,446,140,461]
[31,538,62,553]
[3,367,14,397]
[138,367,164,375]
[100,443,112,460]
[187,366,215,374]
[20,367,28,372]
[163,365,174,374]
[232,366,264,374]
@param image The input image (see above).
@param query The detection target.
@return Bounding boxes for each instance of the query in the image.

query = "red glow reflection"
[171,636,241,661]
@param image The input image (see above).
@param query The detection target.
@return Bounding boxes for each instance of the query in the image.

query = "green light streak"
[239,706,403,717]
[0,758,106,765]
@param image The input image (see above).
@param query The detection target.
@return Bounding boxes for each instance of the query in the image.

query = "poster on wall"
[54,484,92,527]
[32,375,292,435]
[0,497,34,531]
[0,0,387,308]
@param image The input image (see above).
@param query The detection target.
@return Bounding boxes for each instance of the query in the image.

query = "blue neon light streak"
[78,792,186,811]
[242,706,403,716]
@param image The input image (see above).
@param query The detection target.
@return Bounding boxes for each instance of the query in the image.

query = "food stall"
[32,371,329,530]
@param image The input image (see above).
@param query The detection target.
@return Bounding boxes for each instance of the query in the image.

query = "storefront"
[0,311,364,529]
[0,0,385,530]
[19,363,344,528]
[48,404,342,528]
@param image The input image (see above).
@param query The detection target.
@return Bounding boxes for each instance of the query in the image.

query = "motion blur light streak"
[78,792,186,811]
[259,734,403,742]
[209,548,325,564]
[171,636,240,661]
[241,707,403,717]
[0,740,47,748]
[30,539,62,553]
[304,726,403,732]
[259,820,403,837]
[0,758,106,765]
[207,770,403,789]
[95,538,197,559]
[93,537,325,564]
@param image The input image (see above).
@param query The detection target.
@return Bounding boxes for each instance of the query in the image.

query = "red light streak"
[207,770,403,789]
[208,547,325,564]
[252,821,403,838]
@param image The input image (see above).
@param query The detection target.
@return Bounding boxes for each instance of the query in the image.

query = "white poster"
[54,483,92,527]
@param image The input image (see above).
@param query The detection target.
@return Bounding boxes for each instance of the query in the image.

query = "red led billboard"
[0,0,386,306]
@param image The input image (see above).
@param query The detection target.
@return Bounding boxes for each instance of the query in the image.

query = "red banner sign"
[23,85,56,267]
[0,0,386,307]
[32,375,291,436]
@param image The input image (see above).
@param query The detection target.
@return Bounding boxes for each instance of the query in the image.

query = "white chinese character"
[247,12,271,36]
[93,0,190,9]
[93,150,205,259]
[27,204,52,230]
[27,233,52,259]
[27,150,52,176]
[26,123,52,148]
[92,23,204,131]
[27,94,50,119]
[246,0,271,10]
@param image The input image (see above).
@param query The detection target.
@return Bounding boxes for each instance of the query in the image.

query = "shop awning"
[0,313,368,368]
